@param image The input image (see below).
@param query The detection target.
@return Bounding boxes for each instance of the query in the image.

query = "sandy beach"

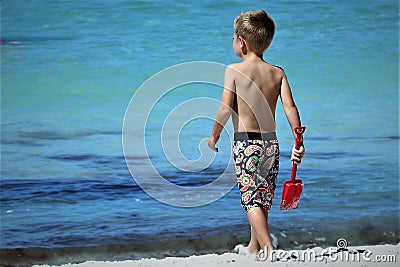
[32,244,399,267]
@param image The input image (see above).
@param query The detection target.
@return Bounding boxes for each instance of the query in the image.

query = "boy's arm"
[208,67,235,152]
[280,69,305,163]
[280,70,301,133]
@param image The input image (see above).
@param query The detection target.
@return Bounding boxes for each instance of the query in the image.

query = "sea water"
[1,0,398,265]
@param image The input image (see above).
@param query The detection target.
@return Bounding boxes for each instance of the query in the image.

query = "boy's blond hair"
[234,10,275,56]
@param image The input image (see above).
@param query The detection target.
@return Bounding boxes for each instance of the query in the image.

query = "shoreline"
[3,228,398,266]
[31,244,399,267]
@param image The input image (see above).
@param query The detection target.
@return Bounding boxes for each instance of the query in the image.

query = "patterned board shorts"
[233,132,280,212]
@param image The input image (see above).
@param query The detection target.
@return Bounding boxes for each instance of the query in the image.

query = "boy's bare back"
[226,59,287,133]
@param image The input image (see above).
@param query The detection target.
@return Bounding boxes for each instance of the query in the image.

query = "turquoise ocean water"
[1,0,399,265]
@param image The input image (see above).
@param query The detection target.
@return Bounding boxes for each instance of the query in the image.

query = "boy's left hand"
[208,136,219,152]
[291,145,305,164]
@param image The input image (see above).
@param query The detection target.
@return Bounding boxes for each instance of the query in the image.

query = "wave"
[16,129,121,141]
[1,223,398,267]
[0,178,140,203]
[1,124,121,146]
[306,135,399,141]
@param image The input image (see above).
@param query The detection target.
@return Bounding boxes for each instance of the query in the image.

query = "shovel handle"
[291,126,306,181]
[294,126,306,149]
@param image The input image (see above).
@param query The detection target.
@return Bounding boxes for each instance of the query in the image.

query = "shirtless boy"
[208,10,305,260]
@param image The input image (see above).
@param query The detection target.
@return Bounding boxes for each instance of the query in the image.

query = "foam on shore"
[32,244,399,267]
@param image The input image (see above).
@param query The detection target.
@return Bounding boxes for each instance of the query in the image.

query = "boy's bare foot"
[238,246,259,262]
[233,244,258,255]
[246,246,259,255]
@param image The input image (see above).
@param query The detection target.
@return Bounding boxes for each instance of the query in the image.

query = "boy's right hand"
[291,145,305,164]
[208,136,219,152]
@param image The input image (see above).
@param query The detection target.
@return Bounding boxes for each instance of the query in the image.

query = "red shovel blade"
[280,179,304,210]
[280,126,306,210]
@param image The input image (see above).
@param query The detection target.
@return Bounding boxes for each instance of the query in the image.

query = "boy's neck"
[242,52,264,62]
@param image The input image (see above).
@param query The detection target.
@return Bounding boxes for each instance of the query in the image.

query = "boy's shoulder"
[226,62,244,72]
[227,62,285,76]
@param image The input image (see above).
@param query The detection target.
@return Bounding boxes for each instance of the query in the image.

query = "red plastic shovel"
[280,126,306,210]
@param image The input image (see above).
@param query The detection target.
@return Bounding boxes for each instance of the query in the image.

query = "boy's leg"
[246,227,260,254]
[247,207,274,260]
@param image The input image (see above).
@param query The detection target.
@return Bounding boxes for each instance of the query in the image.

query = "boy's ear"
[238,36,247,49]
[238,36,248,55]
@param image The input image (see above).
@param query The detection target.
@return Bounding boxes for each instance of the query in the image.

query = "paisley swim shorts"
[233,132,280,212]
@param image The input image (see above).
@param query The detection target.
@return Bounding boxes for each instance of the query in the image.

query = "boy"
[208,10,305,260]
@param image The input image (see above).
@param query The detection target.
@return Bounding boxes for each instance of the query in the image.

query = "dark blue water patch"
[160,166,227,187]
[306,135,399,141]
[16,130,74,141]
[305,151,364,160]
[1,129,122,150]
[273,150,367,163]
[307,136,341,141]
[47,153,156,176]
[0,138,46,147]
[0,36,74,45]
[48,154,150,163]
[48,153,101,161]
[379,135,400,140]
[0,178,141,203]
[14,129,121,141]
